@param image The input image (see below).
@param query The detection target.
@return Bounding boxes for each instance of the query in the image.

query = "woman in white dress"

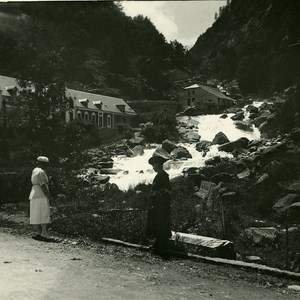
[29,156,51,240]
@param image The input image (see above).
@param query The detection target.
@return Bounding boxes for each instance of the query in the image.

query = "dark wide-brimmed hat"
[148,155,167,166]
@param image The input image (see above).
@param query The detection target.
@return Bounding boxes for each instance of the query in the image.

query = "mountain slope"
[190,0,300,94]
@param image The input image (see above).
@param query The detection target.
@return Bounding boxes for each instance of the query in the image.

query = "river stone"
[126,145,144,157]
[220,114,228,119]
[234,121,253,132]
[162,140,178,153]
[245,256,262,263]
[252,115,268,127]
[231,111,244,121]
[195,140,212,152]
[245,227,279,244]
[97,156,114,168]
[212,132,230,145]
[178,126,189,135]
[273,194,300,214]
[246,105,259,114]
[218,137,249,153]
[288,285,300,291]
[211,172,233,183]
[170,146,192,159]
[205,156,221,166]
[183,131,201,142]
[153,146,172,160]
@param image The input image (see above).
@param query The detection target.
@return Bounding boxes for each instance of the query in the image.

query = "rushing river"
[109,103,262,191]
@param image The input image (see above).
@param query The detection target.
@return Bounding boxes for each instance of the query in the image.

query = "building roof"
[66,88,136,115]
[0,75,19,97]
[0,75,136,116]
[184,83,234,101]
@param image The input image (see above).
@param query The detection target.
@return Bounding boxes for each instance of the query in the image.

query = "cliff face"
[189,0,300,94]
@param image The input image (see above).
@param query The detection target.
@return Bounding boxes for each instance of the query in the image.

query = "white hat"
[37,156,49,163]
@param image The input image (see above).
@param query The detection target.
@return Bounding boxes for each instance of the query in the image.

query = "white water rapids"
[109,103,262,191]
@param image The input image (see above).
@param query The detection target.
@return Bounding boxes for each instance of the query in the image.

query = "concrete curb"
[101,237,300,282]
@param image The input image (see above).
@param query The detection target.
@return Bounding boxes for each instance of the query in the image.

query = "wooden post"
[285,211,289,270]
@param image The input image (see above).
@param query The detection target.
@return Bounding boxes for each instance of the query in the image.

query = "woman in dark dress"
[146,156,172,257]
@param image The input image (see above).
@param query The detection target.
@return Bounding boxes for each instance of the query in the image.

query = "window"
[84,112,89,122]
[69,112,73,121]
[187,98,191,106]
[188,91,190,96]
[77,111,82,119]
[107,115,112,128]
[98,114,103,127]
[91,113,96,125]
[192,90,195,95]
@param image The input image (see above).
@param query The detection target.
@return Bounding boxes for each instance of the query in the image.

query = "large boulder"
[244,227,279,245]
[212,132,230,145]
[178,126,189,135]
[218,137,249,153]
[170,146,192,159]
[162,140,178,153]
[153,146,172,160]
[126,145,144,157]
[273,194,300,214]
[252,115,268,127]
[205,156,221,166]
[183,131,201,143]
[231,111,244,121]
[195,140,212,152]
[234,121,253,132]
[246,105,259,114]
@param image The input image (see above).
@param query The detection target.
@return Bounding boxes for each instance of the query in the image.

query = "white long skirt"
[30,197,50,225]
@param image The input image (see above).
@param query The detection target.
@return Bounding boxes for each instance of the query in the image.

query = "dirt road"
[0,226,299,300]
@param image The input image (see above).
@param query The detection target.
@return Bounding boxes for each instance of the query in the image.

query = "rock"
[128,135,145,146]
[212,132,230,145]
[183,131,201,142]
[100,168,122,175]
[211,172,233,183]
[170,146,192,159]
[273,194,300,214]
[245,227,279,244]
[283,85,297,98]
[182,167,200,176]
[181,106,201,116]
[178,126,189,135]
[153,146,172,160]
[162,140,178,153]
[234,121,253,132]
[220,114,228,119]
[232,148,249,157]
[245,256,262,263]
[195,140,212,152]
[287,285,300,291]
[249,112,258,120]
[218,137,249,153]
[252,115,268,127]
[97,156,114,168]
[221,191,238,203]
[246,105,259,114]
[205,156,221,166]
[126,145,144,157]
[231,111,244,121]
[237,168,251,179]
[255,173,269,185]
[170,231,236,259]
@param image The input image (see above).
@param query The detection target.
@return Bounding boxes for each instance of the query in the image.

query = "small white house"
[180,84,235,112]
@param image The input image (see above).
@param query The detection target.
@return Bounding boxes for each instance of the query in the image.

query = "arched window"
[98,114,103,127]
[84,112,89,123]
[107,115,111,128]
[77,111,82,120]
[91,113,96,125]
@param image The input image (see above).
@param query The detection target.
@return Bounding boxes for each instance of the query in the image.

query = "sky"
[121,0,226,48]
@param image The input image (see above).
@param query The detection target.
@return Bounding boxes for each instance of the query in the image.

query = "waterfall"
[109,103,262,191]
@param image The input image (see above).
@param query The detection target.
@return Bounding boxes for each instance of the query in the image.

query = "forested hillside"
[0,2,190,100]
[190,0,300,95]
